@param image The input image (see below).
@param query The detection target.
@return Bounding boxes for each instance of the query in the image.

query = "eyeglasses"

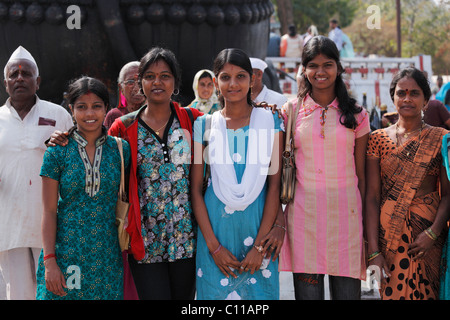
[122,79,138,87]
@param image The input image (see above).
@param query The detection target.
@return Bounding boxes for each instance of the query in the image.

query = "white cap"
[4,46,39,79]
[250,57,268,71]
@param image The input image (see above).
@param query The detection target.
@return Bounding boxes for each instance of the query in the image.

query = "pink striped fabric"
[279,94,369,280]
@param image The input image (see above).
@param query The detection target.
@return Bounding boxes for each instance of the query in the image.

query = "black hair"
[389,67,432,103]
[212,48,254,107]
[298,35,362,129]
[138,47,181,92]
[288,24,296,36]
[66,76,110,109]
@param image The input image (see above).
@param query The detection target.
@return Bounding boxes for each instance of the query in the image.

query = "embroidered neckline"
[69,127,107,197]
[71,126,108,148]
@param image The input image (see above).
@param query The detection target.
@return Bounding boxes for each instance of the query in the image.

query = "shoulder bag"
[114,137,130,251]
[280,100,300,204]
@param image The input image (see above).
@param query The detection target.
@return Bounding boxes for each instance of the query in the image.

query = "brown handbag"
[114,137,130,251]
[280,100,300,204]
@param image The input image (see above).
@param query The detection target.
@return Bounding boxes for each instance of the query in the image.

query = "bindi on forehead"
[396,88,421,93]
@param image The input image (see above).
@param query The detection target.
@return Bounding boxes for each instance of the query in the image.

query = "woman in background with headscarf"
[187,69,221,114]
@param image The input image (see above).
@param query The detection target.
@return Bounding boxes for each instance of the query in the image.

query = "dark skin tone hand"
[47,130,69,147]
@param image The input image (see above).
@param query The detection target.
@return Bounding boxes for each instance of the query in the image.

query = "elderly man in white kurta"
[250,57,287,110]
[0,46,73,300]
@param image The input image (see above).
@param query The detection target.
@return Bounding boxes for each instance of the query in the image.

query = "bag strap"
[204,115,212,146]
[184,107,194,125]
[285,99,300,154]
[114,136,126,200]
[203,114,212,177]
[285,102,293,152]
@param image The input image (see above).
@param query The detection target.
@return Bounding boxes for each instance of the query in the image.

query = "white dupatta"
[208,108,275,213]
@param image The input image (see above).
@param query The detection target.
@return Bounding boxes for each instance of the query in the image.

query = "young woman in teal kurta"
[36,77,130,300]
[193,111,282,299]
[190,48,284,300]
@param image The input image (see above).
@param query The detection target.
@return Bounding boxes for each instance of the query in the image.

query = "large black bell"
[0,0,274,106]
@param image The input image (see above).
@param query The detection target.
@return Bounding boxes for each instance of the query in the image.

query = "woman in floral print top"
[109,47,202,299]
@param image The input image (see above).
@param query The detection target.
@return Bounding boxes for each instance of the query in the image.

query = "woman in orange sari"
[365,67,450,300]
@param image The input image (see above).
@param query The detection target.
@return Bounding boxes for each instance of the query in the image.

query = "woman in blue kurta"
[440,133,450,300]
[191,48,284,300]
[36,77,130,300]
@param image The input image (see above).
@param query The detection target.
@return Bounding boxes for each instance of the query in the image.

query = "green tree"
[401,0,450,75]
[343,0,450,75]
[291,0,359,35]
[344,0,398,57]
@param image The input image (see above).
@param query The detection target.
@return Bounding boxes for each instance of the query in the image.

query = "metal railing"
[265,55,433,112]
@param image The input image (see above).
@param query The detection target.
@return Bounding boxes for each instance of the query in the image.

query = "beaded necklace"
[395,120,425,157]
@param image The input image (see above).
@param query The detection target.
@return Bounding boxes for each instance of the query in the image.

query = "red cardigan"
[108,102,202,260]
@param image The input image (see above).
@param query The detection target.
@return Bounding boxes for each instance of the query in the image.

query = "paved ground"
[0,273,5,300]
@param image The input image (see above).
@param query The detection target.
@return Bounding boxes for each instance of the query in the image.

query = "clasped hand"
[211,219,285,278]
[211,245,266,279]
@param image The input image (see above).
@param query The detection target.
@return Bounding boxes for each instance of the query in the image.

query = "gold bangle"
[424,227,438,241]
[368,251,381,262]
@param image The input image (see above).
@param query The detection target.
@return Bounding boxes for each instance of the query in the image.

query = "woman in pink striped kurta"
[279,36,370,300]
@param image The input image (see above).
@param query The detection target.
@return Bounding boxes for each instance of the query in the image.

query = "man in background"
[328,19,343,52]
[250,57,287,109]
